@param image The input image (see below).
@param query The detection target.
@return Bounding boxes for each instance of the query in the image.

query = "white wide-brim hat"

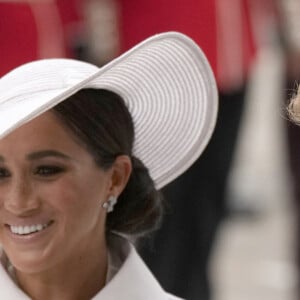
[0,32,218,189]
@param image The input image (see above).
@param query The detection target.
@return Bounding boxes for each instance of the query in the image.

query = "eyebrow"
[0,150,72,163]
[26,150,72,161]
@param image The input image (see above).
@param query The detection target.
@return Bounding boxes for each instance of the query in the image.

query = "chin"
[6,248,54,275]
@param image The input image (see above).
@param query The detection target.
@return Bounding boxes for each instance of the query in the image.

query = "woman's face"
[0,111,114,274]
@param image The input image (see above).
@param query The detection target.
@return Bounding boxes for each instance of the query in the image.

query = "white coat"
[0,235,183,300]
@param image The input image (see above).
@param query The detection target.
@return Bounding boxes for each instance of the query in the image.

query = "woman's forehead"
[0,111,77,152]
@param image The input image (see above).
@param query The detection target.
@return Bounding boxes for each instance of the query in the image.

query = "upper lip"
[0,211,54,227]
[4,218,54,227]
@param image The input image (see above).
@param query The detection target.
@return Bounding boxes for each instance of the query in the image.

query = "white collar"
[0,236,181,300]
[93,235,175,300]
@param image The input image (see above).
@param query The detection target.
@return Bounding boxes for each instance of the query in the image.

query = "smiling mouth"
[7,221,54,236]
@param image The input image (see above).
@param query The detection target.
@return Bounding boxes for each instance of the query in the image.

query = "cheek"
[39,176,106,229]
[39,179,81,212]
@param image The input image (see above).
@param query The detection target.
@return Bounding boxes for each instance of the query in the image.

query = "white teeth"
[10,223,50,235]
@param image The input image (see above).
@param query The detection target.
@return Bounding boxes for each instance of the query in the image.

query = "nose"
[3,177,40,216]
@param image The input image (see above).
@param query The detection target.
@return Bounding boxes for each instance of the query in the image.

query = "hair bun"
[106,155,163,238]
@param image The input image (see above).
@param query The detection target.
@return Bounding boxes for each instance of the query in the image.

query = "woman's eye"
[34,166,64,176]
[0,168,10,178]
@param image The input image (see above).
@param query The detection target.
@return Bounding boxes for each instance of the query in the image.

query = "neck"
[15,236,108,300]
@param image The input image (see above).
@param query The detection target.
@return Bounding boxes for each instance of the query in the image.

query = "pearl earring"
[102,196,117,213]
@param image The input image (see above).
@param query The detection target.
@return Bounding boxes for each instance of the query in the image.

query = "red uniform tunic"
[0,0,82,77]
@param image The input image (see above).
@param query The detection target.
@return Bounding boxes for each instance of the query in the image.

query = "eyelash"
[34,166,64,176]
[0,168,10,178]
[0,166,64,179]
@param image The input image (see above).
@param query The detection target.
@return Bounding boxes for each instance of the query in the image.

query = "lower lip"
[5,222,54,244]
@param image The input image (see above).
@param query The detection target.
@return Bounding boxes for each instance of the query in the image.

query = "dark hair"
[52,89,163,238]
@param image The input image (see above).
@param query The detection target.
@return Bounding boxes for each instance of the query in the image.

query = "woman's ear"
[108,155,132,197]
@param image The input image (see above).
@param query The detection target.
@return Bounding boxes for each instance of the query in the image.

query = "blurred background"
[0,0,299,299]
[211,42,298,300]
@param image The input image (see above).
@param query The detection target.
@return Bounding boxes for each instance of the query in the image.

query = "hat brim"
[0,32,218,189]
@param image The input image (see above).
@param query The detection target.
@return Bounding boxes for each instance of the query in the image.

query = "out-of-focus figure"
[82,0,120,66]
[277,0,300,294]
[0,0,83,76]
